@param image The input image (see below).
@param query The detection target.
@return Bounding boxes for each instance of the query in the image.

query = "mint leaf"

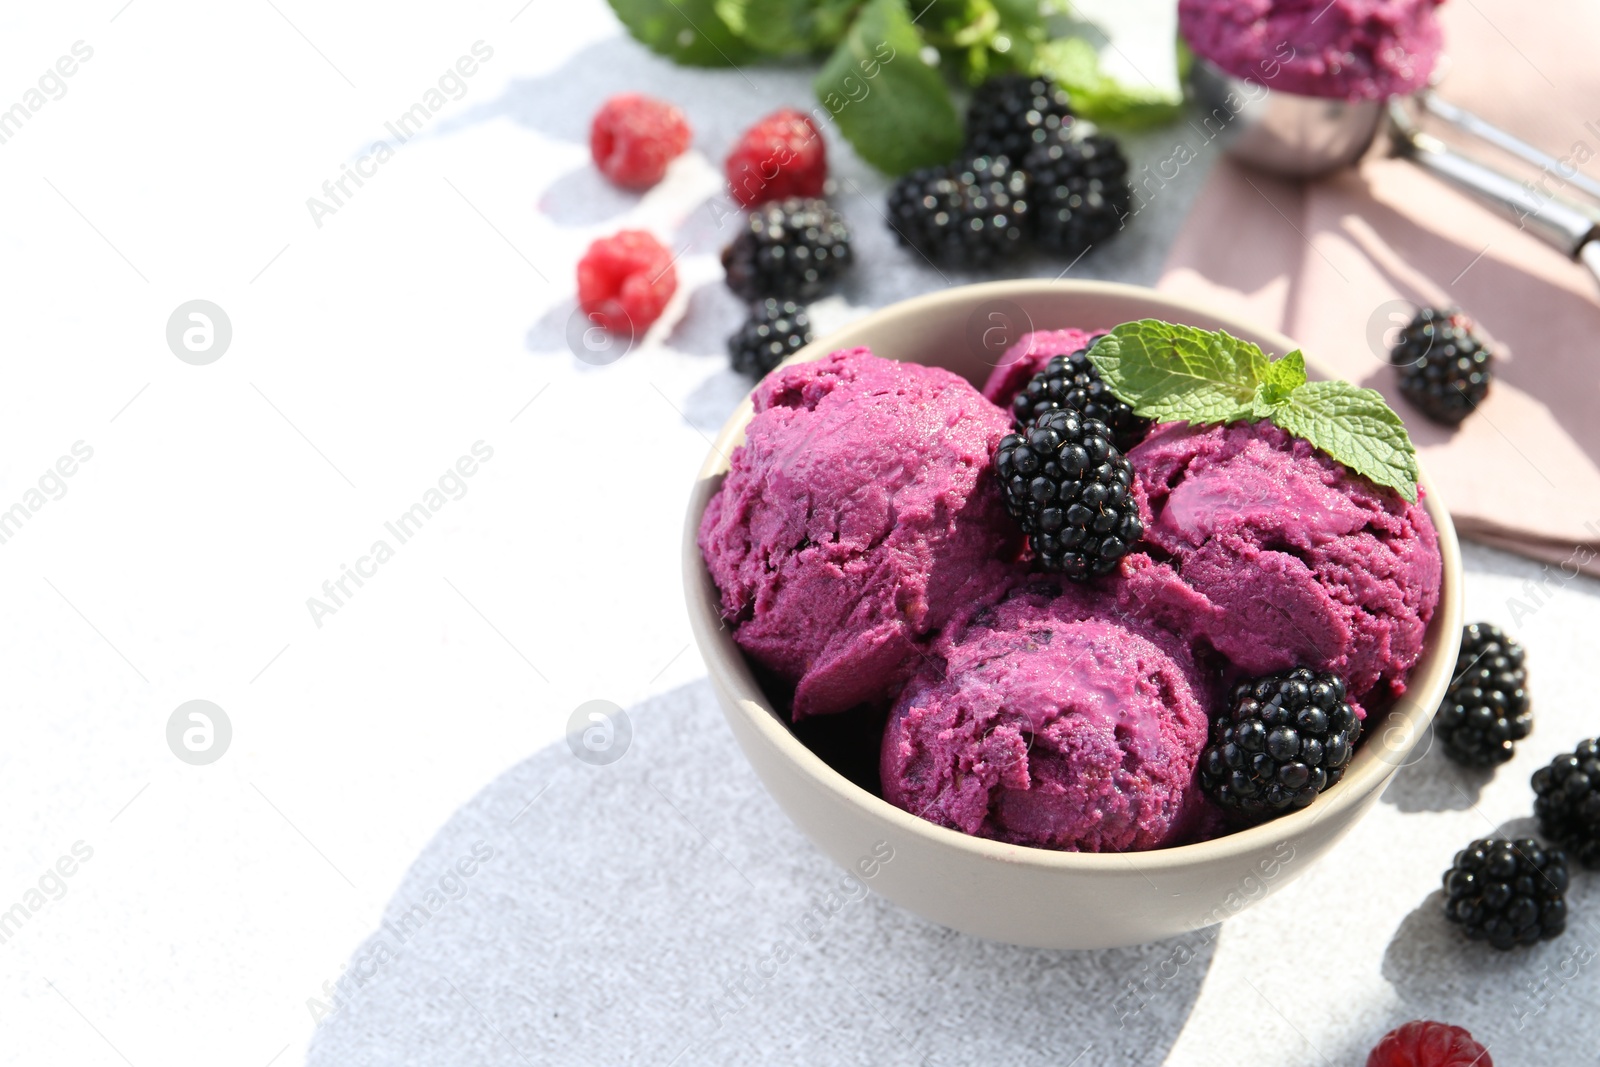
[1275,380,1420,502]
[918,0,1000,49]
[715,0,856,53]
[609,0,758,66]
[1033,37,1182,129]
[1252,349,1306,416]
[1087,320,1268,423]
[815,0,962,174]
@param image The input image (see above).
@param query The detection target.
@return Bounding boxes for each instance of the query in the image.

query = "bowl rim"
[683,278,1463,874]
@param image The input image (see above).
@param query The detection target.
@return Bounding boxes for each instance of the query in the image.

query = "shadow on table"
[1379,727,1492,812]
[1318,813,1600,1066]
[304,681,1215,1066]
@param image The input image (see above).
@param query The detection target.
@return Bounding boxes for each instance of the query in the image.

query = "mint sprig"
[606,0,1183,175]
[1086,320,1420,502]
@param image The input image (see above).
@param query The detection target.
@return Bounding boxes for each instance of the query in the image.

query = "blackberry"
[1024,130,1131,257]
[1434,622,1530,767]
[722,197,852,302]
[964,74,1074,163]
[727,299,812,379]
[1443,837,1568,950]
[1392,307,1494,426]
[1200,668,1360,821]
[886,156,1030,268]
[1011,345,1150,450]
[1532,738,1600,868]
[993,410,1142,580]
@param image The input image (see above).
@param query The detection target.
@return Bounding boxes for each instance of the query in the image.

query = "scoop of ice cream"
[981,328,1101,411]
[1179,0,1445,100]
[881,591,1211,852]
[1128,421,1441,706]
[698,348,1023,718]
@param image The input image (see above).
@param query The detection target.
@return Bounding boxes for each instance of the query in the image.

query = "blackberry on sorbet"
[993,409,1142,580]
[1532,738,1600,868]
[1011,345,1150,449]
[1434,622,1530,767]
[1199,668,1360,821]
[886,155,1031,268]
[722,197,853,302]
[1442,837,1568,950]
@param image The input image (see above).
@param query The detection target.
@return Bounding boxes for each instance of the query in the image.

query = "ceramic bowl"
[683,280,1462,949]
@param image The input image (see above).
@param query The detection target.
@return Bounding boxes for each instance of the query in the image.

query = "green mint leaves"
[1033,38,1183,129]
[814,0,962,174]
[1087,320,1420,502]
[1085,319,1268,423]
[1275,382,1421,503]
[606,0,1184,175]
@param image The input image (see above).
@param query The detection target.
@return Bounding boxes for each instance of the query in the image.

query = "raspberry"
[590,94,691,189]
[725,108,827,208]
[576,230,677,335]
[1367,1020,1492,1067]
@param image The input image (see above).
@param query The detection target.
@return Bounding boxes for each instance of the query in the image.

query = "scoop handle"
[1419,92,1600,204]
[1390,105,1600,283]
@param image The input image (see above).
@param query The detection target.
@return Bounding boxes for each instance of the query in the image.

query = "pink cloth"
[1161,0,1600,574]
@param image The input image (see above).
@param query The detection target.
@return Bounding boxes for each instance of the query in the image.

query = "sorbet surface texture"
[697,348,1022,718]
[1179,0,1445,99]
[981,328,1101,410]
[1127,421,1442,707]
[881,589,1211,852]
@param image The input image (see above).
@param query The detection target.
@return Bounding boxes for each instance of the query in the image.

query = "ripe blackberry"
[886,156,1030,268]
[1392,307,1494,426]
[1200,668,1360,821]
[993,410,1142,580]
[1434,623,1530,767]
[727,299,812,379]
[722,197,852,302]
[1024,130,1131,257]
[1442,837,1568,950]
[1367,1020,1492,1067]
[1532,738,1600,868]
[1011,345,1150,450]
[964,74,1074,163]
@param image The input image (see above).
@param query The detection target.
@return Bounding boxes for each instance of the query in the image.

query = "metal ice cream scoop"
[1187,57,1600,284]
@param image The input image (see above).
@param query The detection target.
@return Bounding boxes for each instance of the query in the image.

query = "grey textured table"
[7,2,1597,1064]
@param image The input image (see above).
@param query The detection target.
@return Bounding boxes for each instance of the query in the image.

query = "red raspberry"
[725,108,827,207]
[590,94,691,189]
[576,230,677,335]
[1368,1021,1492,1067]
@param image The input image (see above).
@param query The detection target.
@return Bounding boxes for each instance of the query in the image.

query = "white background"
[2,1,1597,1065]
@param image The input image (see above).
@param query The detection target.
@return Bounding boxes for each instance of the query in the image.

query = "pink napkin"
[1160,0,1600,576]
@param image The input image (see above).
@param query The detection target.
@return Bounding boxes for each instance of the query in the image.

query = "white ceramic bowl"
[683,280,1462,949]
